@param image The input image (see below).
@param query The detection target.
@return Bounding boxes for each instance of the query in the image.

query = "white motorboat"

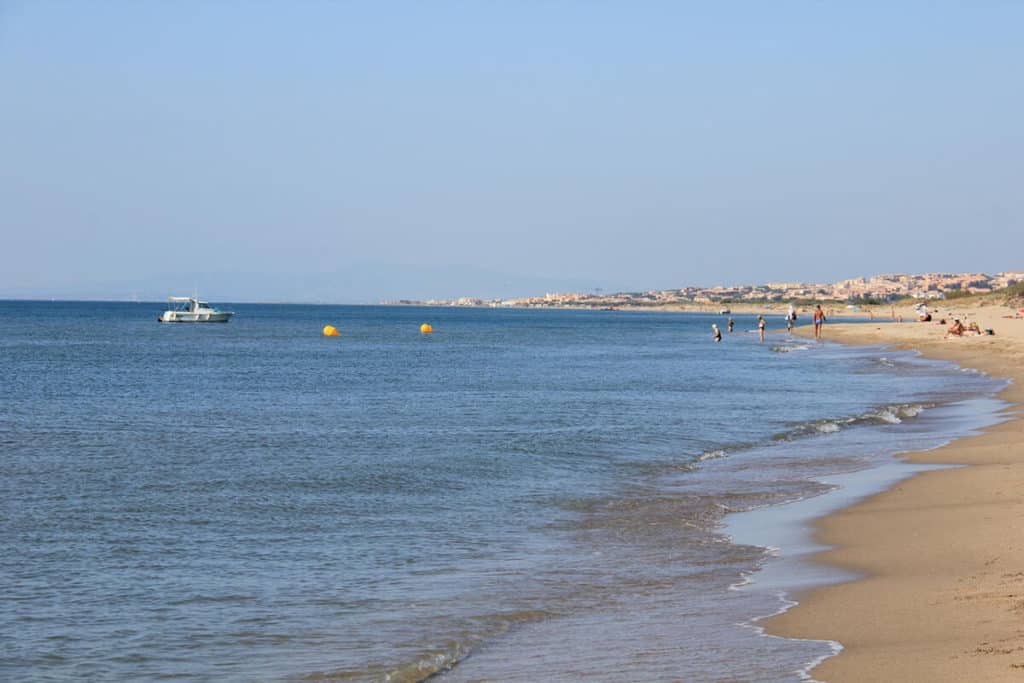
[159,297,234,323]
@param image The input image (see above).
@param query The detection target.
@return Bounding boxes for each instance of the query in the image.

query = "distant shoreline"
[2,297,1016,342]
[0,297,949,319]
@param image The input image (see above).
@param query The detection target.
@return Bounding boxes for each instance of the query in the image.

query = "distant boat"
[158,297,233,323]
[719,308,731,315]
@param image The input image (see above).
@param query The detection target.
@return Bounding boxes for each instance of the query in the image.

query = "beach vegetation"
[848,296,884,306]
[995,282,1024,301]
[934,283,1024,307]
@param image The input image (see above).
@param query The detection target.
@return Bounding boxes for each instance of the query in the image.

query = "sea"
[1,301,1009,682]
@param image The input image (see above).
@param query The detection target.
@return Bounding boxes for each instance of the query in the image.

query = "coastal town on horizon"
[384,270,1024,309]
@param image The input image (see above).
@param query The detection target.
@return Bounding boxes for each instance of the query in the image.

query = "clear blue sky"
[2,2,1022,302]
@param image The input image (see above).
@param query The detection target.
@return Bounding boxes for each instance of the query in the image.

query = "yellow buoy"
[420,323,433,334]
[322,325,340,337]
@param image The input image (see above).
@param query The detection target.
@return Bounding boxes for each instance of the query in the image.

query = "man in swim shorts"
[813,304,826,340]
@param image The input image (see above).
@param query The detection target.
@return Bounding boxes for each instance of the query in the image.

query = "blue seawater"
[0,302,1007,681]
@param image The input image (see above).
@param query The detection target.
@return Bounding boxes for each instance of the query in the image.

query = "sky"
[2,2,1022,302]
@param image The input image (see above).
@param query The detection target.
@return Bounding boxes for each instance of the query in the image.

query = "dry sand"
[765,301,1024,681]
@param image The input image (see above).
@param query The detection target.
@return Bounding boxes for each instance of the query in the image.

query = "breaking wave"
[381,641,471,682]
[305,610,556,683]
[693,403,932,465]
[773,403,931,442]
[699,449,728,462]
[770,343,811,353]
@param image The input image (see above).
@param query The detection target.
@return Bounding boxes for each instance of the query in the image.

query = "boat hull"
[159,311,233,323]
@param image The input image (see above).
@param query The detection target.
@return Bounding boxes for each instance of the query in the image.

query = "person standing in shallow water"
[712,323,722,343]
[727,317,734,334]
[813,304,826,340]
[757,315,766,342]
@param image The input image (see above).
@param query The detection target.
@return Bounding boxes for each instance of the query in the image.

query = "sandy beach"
[765,301,1024,680]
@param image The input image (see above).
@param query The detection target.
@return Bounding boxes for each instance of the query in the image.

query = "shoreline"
[764,304,1024,680]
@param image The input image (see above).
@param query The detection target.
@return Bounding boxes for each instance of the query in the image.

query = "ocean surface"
[1,301,1008,682]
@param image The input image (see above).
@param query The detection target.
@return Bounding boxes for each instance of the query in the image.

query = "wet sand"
[765,302,1024,680]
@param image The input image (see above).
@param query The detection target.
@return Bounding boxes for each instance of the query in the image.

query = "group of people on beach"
[713,304,825,343]
[945,318,987,338]
[914,301,994,338]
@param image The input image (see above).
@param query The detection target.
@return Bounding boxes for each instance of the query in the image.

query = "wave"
[773,403,931,442]
[382,641,470,682]
[306,610,555,683]
[770,343,811,353]
[299,641,471,683]
[692,403,932,466]
[699,449,728,462]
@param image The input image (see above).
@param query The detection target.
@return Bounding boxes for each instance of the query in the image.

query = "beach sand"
[765,302,1024,681]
